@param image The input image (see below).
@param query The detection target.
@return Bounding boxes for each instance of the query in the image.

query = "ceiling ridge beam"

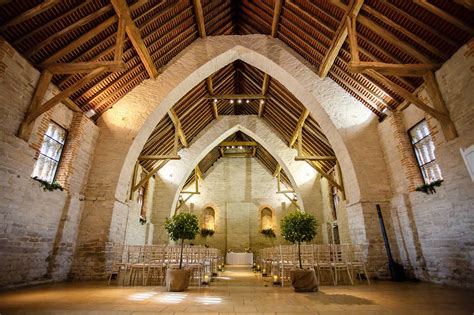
[319,0,364,78]
[111,0,158,79]
[207,94,267,100]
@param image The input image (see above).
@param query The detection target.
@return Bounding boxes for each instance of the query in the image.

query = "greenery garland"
[260,228,276,238]
[200,228,215,237]
[33,177,63,192]
[415,179,443,194]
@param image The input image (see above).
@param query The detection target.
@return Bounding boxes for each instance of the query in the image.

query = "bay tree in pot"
[280,211,318,292]
[164,212,200,291]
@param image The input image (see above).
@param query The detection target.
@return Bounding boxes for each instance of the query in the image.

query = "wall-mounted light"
[85,109,96,118]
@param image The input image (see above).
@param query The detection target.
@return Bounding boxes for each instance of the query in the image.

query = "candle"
[204,275,209,283]
[273,275,278,283]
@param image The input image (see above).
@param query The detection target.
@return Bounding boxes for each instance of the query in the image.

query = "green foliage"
[33,177,64,192]
[200,228,215,238]
[260,228,276,238]
[165,212,200,242]
[281,211,317,244]
[415,179,443,194]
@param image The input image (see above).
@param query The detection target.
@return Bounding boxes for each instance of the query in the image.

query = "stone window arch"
[202,207,215,231]
[260,207,273,230]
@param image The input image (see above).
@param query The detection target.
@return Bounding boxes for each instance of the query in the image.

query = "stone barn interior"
[0,0,473,314]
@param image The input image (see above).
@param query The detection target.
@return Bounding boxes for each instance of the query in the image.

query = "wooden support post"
[271,0,283,38]
[133,159,169,192]
[193,0,206,38]
[195,165,203,179]
[258,74,270,117]
[273,164,281,177]
[168,109,188,147]
[366,70,449,122]
[115,16,126,62]
[25,67,107,125]
[282,192,301,211]
[308,161,344,192]
[346,15,359,62]
[18,70,53,141]
[111,0,158,78]
[129,161,140,200]
[297,124,303,156]
[319,0,364,78]
[336,161,346,201]
[289,109,310,147]
[423,71,458,140]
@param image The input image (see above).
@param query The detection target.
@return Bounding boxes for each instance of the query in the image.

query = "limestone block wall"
[378,41,474,287]
[0,40,99,287]
[152,157,297,254]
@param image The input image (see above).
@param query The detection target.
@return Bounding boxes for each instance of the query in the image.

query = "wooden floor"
[0,266,472,314]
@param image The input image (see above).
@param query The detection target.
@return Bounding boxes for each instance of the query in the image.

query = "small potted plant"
[260,228,276,238]
[164,212,200,291]
[280,211,318,292]
[200,227,215,238]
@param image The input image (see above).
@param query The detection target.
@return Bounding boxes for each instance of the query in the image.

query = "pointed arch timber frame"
[72,35,392,280]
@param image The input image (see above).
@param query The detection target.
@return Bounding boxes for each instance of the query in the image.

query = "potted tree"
[280,211,318,292]
[164,212,200,291]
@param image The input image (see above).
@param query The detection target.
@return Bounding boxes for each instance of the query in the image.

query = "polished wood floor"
[0,266,472,314]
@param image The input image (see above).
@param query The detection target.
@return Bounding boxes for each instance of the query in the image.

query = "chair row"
[257,244,370,286]
[108,244,223,286]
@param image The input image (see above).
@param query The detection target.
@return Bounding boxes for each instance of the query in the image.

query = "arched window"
[260,207,273,230]
[202,207,215,231]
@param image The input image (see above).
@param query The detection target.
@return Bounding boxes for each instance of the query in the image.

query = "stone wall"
[0,39,99,288]
[378,41,474,287]
[152,157,298,254]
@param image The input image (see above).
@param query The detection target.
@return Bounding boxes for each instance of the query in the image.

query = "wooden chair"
[108,244,128,285]
[348,244,370,284]
[332,244,353,285]
[315,244,335,285]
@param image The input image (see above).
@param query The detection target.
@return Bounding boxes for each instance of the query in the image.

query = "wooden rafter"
[319,0,364,78]
[414,0,474,36]
[289,109,309,147]
[168,109,188,148]
[258,74,270,117]
[295,156,337,161]
[422,71,458,140]
[42,61,126,74]
[273,164,282,177]
[193,0,206,38]
[138,155,181,160]
[132,159,169,192]
[111,0,158,79]
[0,0,61,32]
[271,0,283,38]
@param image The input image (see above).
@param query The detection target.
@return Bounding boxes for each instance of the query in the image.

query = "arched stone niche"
[202,206,216,231]
[260,207,273,230]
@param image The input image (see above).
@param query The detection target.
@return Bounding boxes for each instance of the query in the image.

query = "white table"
[226,252,253,265]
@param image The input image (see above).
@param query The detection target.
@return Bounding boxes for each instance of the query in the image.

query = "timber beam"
[111,0,158,78]
[138,155,181,161]
[42,61,126,74]
[193,0,206,38]
[348,61,441,77]
[132,159,169,192]
[258,74,270,117]
[207,94,267,100]
[295,156,337,161]
[289,109,310,147]
[319,0,364,78]
[168,109,188,147]
[273,164,281,177]
[219,141,257,147]
[271,0,283,38]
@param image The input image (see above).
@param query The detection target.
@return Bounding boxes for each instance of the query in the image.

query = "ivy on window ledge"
[415,180,443,195]
[200,228,215,237]
[139,215,147,225]
[33,177,64,192]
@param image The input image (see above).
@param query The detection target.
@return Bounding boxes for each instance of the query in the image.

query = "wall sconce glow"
[85,109,96,118]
